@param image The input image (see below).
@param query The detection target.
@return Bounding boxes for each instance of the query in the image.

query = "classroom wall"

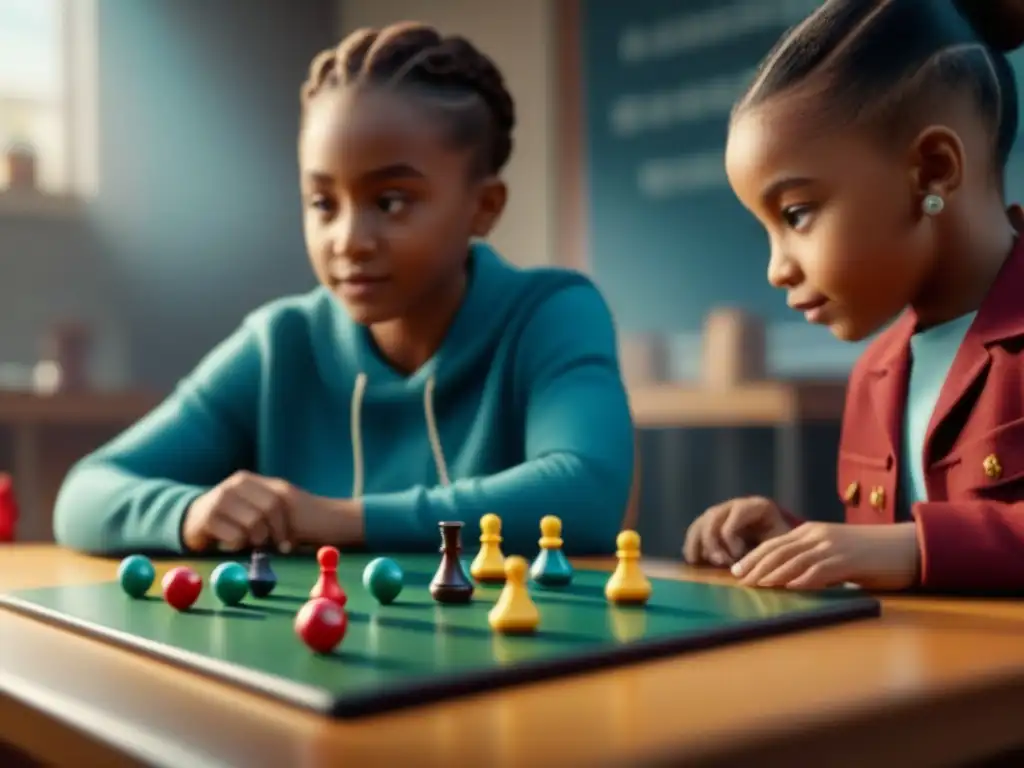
[0,0,338,389]
[89,0,333,387]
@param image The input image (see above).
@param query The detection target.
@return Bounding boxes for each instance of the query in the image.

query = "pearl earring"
[922,193,945,215]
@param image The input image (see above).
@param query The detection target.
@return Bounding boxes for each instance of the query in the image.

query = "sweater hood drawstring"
[349,372,450,498]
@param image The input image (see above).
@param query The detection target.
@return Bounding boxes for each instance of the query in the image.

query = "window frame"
[0,0,98,219]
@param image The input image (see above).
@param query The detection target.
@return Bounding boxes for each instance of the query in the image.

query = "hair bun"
[955,0,1024,51]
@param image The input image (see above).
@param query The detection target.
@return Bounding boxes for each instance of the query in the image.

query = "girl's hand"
[182,471,296,553]
[182,470,365,552]
[683,495,794,567]
[730,522,920,591]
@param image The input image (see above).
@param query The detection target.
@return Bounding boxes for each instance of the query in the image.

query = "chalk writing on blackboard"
[638,151,728,199]
[610,70,755,138]
[617,0,821,64]
[599,0,822,200]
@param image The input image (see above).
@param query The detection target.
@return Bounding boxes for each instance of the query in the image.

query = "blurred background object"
[701,308,766,389]
[0,471,16,541]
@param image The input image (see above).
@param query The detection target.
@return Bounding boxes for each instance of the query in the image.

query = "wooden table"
[2,545,1023,768]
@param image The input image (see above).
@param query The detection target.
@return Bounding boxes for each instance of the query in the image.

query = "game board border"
[0,588,881,719]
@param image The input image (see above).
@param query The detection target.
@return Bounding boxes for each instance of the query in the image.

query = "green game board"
[0,554,880,718]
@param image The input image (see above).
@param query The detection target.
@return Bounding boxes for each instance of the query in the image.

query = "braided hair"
[300,23,516,179]
[734,0,1024,182]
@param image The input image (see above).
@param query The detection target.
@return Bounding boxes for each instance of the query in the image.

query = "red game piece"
[295,597,347,653]
[309,546,347,607]
[162,566,203,611]
[0,473,18,543]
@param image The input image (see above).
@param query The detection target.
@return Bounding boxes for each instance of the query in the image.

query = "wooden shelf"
[0,390,161,427]
[0,190,84,219]
[628,380,847,428]
[0,384,847,431]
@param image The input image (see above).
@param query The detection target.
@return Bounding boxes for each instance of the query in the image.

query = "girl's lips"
[788,295,828,312]
[788,295,830,323]
[804,304,828,324]
[336,276,391,300]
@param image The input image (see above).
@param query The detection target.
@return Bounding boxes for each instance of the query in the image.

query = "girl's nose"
[767,246,802,289]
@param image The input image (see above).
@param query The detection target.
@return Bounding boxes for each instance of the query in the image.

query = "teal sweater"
[53,245,635,557]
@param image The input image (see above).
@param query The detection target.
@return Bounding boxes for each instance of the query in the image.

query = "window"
[0,0,97,201]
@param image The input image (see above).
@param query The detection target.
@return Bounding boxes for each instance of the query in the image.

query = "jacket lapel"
[866,313,914,462]
[924,237,1024,456]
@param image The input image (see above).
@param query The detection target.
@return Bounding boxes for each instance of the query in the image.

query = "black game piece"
[429,521,474,604]
[248,549,277,598]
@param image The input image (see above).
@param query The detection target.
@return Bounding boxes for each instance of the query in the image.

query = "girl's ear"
[469,177,507,238]
[906,125,965,203]
[1007,203,1024,234]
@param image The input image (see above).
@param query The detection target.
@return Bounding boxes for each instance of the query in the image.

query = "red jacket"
[836,236,1024,591]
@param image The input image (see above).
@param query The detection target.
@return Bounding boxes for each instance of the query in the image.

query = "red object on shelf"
[0,473,17,542]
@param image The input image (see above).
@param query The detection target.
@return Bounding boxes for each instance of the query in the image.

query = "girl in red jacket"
[685,0,1024,592]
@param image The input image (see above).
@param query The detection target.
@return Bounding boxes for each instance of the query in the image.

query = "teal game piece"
[211,562,249,606]
[247,550,277,597]
[117,555,155,598]
[530,548,573,586]
[529,515,573,587]
[362,557,404,605]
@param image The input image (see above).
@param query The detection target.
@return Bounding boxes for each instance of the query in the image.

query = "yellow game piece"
[488,556,540,634]
[471,513,506,583]
[538,515,562,549]
[605,530,652,605]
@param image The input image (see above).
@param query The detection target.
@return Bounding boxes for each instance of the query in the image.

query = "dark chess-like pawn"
[430,521,475,604]
[248,549,278,598]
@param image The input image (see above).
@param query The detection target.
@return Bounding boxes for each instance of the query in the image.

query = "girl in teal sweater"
[54,23,635,558]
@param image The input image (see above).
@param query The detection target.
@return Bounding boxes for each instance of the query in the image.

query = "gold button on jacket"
[869,486,885,510]
[843,482,860,505]
[983,454,1002,480]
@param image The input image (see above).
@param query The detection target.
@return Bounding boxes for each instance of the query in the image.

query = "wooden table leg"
[774,422,803,516]
[12,425,41,542]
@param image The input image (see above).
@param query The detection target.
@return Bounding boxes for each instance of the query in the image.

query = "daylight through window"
[0,0,97,197]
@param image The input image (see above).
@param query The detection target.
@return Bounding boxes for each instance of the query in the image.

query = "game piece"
[488,556,540,634]
[429,521,475,603]
[0,473,18,542]
[470,513,506,583]
[117,554,155,598]
[248,549,277,597]
[310,546,348,607]
[162,566,203,611]
[363,557,404,604]
[294,597,348,654]
[211,561,249,606]
[605,530,652,605]
[529,514,573,587]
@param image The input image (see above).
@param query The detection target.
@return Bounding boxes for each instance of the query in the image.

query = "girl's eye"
[310,195,335,213]
[782,204,815,230]
[378,192,409,215]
